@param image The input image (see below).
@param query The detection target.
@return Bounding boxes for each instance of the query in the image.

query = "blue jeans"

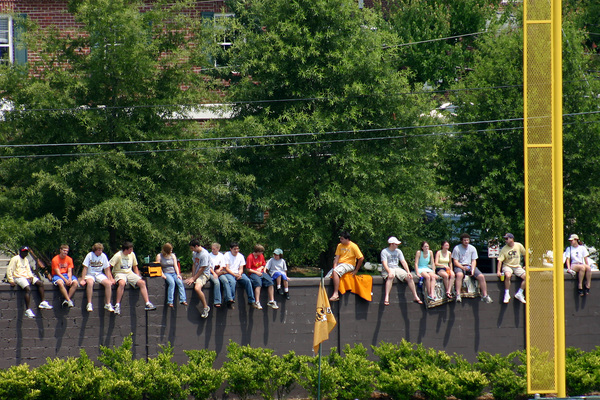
[219,274,255,303]
[164,272,186,304]
[210,275,222,305]
[249,273,274,288]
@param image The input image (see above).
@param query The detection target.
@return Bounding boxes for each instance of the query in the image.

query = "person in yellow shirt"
[6,246,53,318]
[329,232,364,301]
[496,233,526,304]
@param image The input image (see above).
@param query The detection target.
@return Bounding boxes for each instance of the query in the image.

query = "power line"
[2,110,600,151]
[382,31,487,49]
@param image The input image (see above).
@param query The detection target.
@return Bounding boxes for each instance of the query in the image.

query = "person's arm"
[381,257,391,276]
[173,254,181,278]
[452,256,463,270]
[6,258,15,285]
[157,254,167,279]
[332,255,340,269]
[79,266,88,286]
[434,251,441,268]
[414,251,421,275]
[352,257,364,275]
[245,255,260,275]
[428,251,434,268]
[400,259,413,279]
[497,260,503,277]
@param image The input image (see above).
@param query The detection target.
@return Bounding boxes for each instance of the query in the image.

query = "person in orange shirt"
[329,231,364,301]
[51,244,79,308]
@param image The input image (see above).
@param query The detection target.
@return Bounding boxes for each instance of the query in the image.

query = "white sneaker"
[456,294,462,303]
[87,303,93,312]
[104,303,115,312]
[267,300,279,309]
[25,309,35,319]
[67,300,74,308]
[253,302,263,310]
[482,295,494,304]
[515,292,526,304]
[114,303,121,315]
[144,302,156,311]
[201,306,210,318]
[38,301,53,309]
[503,292,511,304]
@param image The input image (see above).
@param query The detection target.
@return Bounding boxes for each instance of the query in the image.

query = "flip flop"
[413,298,423,304]
[329,295,340,302]
[384,300,390,306]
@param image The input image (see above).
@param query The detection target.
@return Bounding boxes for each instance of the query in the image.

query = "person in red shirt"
[51,244,78,308]
[246,244,278,310]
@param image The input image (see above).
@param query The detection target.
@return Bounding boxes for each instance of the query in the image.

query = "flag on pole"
[313,280,337,353]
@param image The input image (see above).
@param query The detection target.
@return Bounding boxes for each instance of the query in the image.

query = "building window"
[202,12,235,67]
[0,15,13,64]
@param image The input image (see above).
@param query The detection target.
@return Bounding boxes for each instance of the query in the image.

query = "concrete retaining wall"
[0,273,596,369]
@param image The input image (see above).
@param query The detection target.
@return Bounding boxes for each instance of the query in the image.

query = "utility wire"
[382,31,487,49]
[2,117,600,160]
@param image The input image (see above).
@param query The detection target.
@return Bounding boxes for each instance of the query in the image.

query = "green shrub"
[34,350,107,400]
[452,365,489,400]
[475,351,526,400]
[299,354,342,400]
[98,335,146,400]
[182,349,223,400]
[376,364,420,400]
[0,364,40,400]
[416,364,458,400]
[566,346,600,396]
[142,344,188,400]
[331,344,379,400]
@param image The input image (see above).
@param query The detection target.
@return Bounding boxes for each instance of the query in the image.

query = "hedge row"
[1,337,599,400]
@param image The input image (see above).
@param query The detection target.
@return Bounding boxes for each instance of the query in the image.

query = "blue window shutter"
[14,14,27,65]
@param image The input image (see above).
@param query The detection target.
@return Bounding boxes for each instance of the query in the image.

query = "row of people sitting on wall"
[5,240,290,319]
[5,231,593,319]
[328,231,594,305]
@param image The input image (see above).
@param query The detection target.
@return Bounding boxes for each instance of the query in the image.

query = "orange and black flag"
[313,280,337,353]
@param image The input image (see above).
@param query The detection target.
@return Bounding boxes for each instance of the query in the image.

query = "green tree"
[0,0,253,264]
[215,0,441,267]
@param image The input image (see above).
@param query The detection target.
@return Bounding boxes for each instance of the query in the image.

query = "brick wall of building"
[0,273,597,370]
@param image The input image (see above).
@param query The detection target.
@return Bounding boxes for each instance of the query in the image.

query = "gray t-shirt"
[266,257,287,275]
[380,247,405,269]
[193,248,211,277]
[451,244,478,266]
[158,253,176,274]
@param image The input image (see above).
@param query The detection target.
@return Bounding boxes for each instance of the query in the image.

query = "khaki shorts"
[115,272,141,287]
[382,267,409,282]
[195,274,210,286]
[14,276,39,289]
[333,263,355,277]
[502,265,526,278]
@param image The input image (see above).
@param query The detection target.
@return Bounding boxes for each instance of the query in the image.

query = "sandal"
[413,298,423,304]
[446,292,453,299]
[585,286,590,295]
[329,295,340,302]
[168,303,174,308]
[384,300,390,306]
[180,301,188,306]
[578,288,584,297]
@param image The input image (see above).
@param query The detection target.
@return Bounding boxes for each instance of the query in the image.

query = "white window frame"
[213,13,235,50]
[0,15,14,64]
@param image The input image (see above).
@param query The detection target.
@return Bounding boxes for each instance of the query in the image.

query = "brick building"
[0,0,228,65]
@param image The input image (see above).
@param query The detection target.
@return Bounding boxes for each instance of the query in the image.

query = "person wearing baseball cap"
[266,248,290,299]
[497,233,527,304]
[380,236,422,305]
[6,246,53,318]
[565,234,591,296]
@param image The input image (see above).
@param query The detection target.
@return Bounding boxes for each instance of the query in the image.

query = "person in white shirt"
[565,234,592,296]
[207,242,225,308]
[220,242,255,308]
[80,243,115,312]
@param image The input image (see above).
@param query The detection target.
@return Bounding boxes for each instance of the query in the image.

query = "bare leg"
[254,286,261,302]
[267,285,275,302]
[504,271,513,291]
[56,280,71,301]
[476,274,488,297]
[115,280,126,304]
[406,278,421,301]
[384,275,394,303]
[194,283,208,308]
[35,280,46,301]
[68,282,78,299]
[455,271,464,295]
[23,286,31,309]
[85,278,94,303]
[101,279,112,304]
[330,272,340,300]
[137,279,150,303]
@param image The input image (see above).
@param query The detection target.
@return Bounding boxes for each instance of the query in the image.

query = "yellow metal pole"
[552,0,566,395]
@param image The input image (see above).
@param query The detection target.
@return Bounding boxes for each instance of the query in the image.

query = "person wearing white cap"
[565,234,591,296]
[380,237,422,305]
[496,233,526,304]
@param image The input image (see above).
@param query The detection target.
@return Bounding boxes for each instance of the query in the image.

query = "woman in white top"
[565,234,592,296]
